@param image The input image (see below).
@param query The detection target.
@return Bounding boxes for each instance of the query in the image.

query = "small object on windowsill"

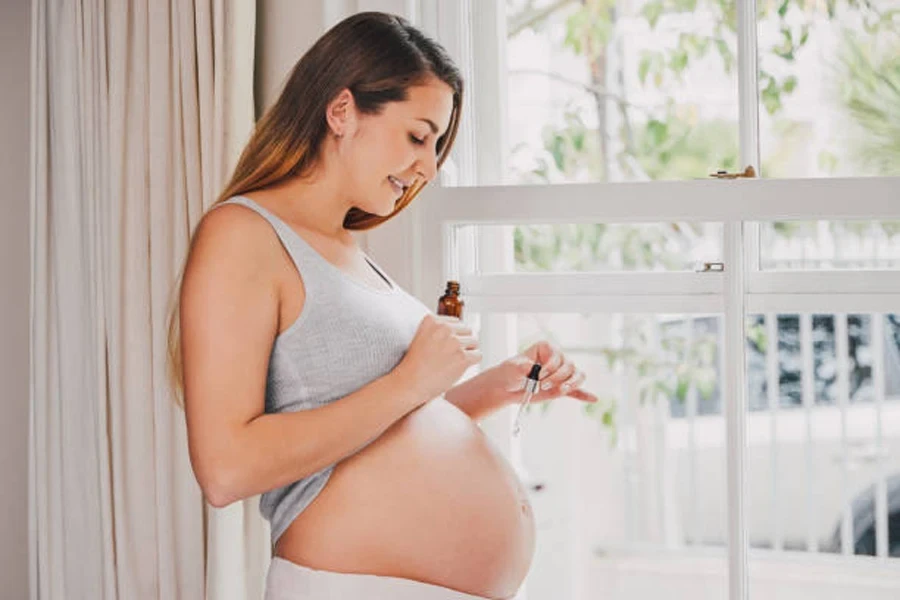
[710,165,757,179]
[695,262,725,272]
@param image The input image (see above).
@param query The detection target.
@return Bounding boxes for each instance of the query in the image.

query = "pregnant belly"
[273,398,536,600]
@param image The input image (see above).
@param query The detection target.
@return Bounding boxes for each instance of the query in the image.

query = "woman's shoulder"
[183,200,287,296]
[194,199,283,257]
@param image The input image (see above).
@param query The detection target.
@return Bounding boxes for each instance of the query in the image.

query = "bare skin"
[183,78,589,599]
[242,184,537,598]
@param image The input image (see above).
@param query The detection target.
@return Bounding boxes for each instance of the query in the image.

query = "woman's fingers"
[434,315,473,337]
[521,341,559,376]
[565,388,598,403]
[457,335,480,350]
[432,315,478,349]
[540,358,575,391]
[516,342,594,402]
[560,369,586,394]
[538,348,563,380]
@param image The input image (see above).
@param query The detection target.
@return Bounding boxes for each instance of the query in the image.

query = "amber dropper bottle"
[437,280,464,318]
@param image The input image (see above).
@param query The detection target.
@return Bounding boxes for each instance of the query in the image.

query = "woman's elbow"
[193,454,242,508]
[202,478,236,508]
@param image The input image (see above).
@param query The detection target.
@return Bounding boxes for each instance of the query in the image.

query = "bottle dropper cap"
[527,363,542,381]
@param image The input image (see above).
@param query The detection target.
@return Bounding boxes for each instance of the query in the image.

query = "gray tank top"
[216,196,432,546]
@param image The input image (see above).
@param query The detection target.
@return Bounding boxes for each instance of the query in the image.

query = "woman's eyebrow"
[417,118,439,134]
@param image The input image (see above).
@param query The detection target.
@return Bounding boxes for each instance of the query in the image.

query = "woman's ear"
[326,88,357,139]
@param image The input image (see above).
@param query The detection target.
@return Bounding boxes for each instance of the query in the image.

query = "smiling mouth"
[388,175,409,195]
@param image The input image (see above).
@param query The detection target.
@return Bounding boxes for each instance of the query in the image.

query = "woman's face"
[333,77,455,217]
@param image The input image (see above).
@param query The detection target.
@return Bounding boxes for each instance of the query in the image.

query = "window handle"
[709,165,757,179]
[696,262,725,272]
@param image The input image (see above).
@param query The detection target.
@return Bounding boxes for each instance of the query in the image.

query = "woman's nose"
[416,151,438,182]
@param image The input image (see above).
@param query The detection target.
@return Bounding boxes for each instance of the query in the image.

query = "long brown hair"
[166,12,464,405]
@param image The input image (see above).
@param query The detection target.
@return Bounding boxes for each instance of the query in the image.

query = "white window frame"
[401,2,900,600]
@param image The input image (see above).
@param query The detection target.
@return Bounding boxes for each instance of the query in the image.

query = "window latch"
[710,165,757,179]
[695,262,725,272]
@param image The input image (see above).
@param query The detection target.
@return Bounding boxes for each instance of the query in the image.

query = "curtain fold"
[30,1,260,597]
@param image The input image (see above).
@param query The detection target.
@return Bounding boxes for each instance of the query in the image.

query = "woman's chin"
[350,198,396,218]
[355,204,397,219]
[379,196,405,216]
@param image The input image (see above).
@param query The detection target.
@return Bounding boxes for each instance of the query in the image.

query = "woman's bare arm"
[180,205,427,507]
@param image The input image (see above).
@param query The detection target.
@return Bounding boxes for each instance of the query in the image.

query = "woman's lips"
[388,175,408,195]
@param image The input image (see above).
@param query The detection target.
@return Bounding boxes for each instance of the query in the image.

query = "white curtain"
[30,1,265,598]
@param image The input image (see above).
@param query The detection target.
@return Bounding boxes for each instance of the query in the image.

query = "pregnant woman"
[168,12,597,600]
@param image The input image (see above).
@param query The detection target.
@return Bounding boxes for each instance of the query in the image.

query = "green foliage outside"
[506,0,900,438]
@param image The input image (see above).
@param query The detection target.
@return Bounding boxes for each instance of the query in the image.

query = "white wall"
[255,0,325,117]
[0,0,31,597]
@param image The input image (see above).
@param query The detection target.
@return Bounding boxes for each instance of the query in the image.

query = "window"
[503,0,740,184]
[410,2,900,599]
[757,1,900,179]
[759,220,900,271]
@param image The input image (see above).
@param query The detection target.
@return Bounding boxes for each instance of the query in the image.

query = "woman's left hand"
[491,340,598,406]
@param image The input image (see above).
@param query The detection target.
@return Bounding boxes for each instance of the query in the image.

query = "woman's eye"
[409,134,426,146]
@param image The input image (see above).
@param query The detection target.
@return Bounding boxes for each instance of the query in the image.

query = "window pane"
[467,307,900,599]
[757,2,900,178]
[500,0,738,185]
[462,222,723,273]
[746,313,900,599]
[759,220,900,270]
[479,311,727,599]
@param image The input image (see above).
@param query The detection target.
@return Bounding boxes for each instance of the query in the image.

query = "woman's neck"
[264,169,354,242]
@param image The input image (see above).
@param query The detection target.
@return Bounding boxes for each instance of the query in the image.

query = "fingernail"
[541,381,552,391]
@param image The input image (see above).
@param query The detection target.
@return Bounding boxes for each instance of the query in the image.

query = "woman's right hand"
[395,314,482,402]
